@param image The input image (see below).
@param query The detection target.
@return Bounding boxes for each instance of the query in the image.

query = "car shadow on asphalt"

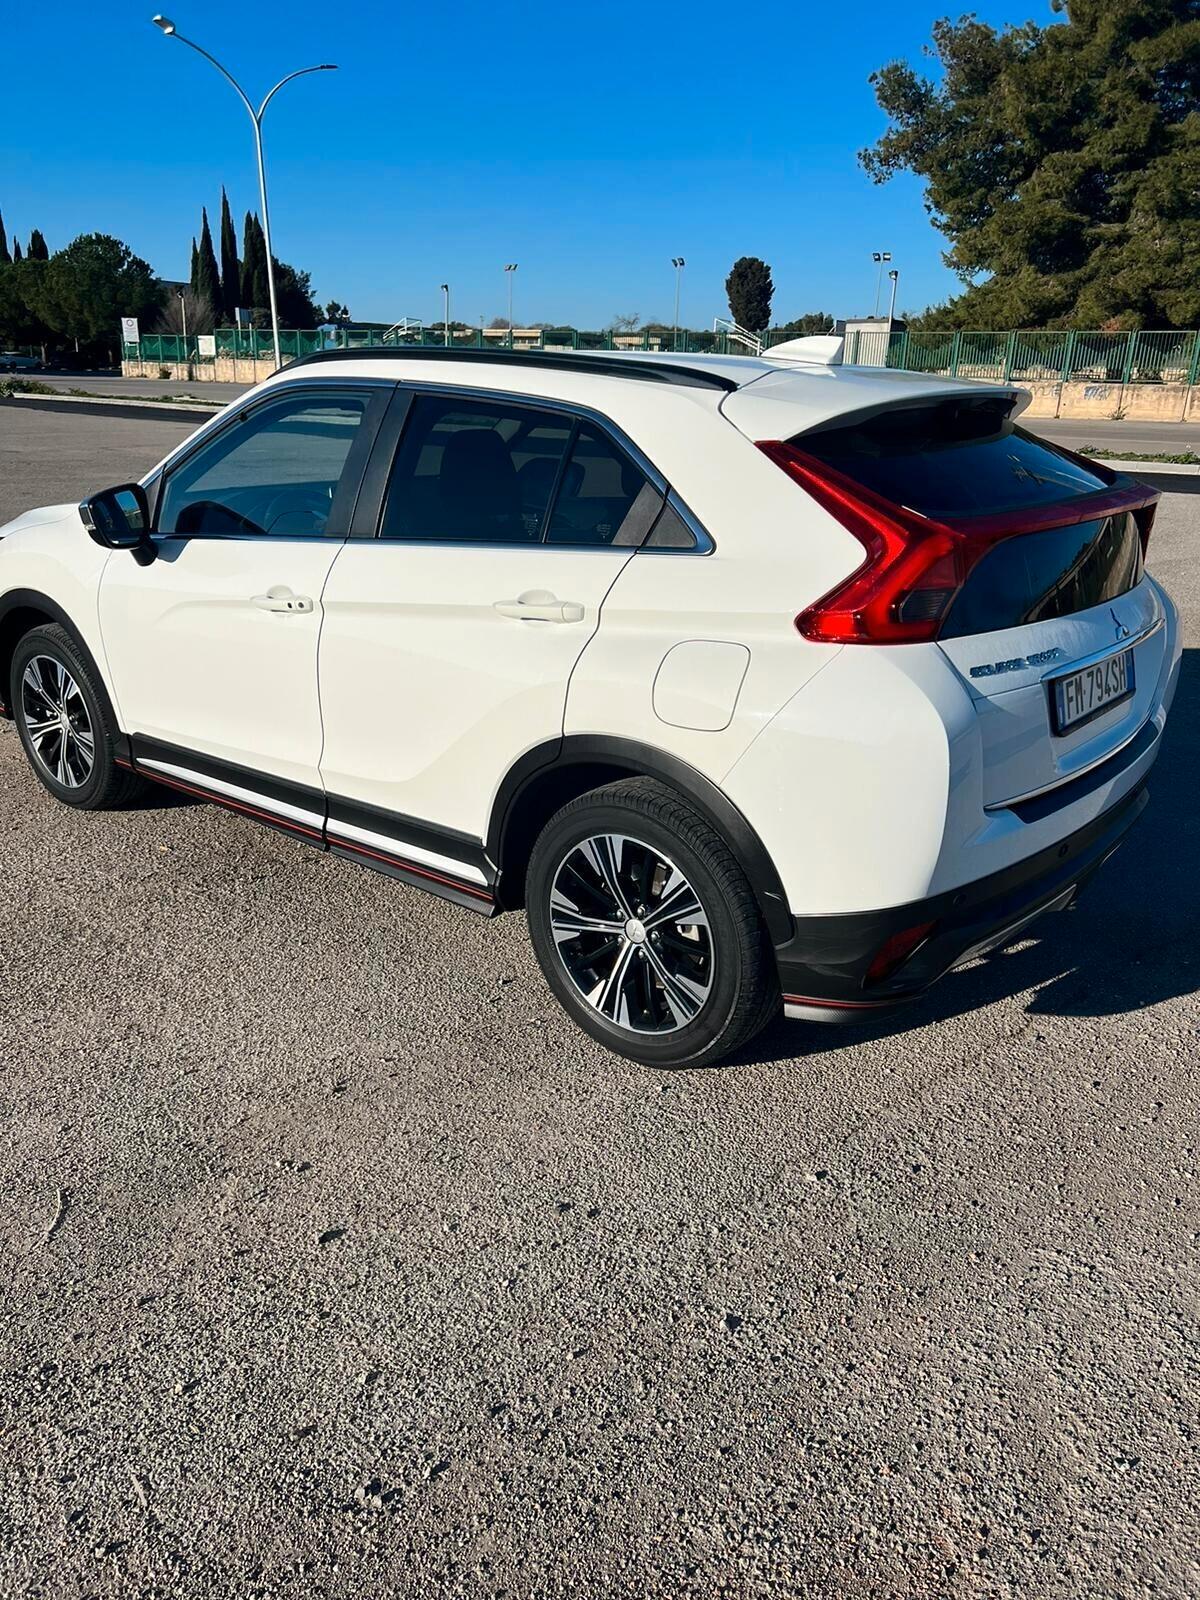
[734,647,1199,1070]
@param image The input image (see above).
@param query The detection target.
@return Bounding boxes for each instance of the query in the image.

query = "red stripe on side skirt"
[136,767,324,840]
[333,835,493,902]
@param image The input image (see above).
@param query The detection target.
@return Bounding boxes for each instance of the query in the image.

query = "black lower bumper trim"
[776,781,1149,1012]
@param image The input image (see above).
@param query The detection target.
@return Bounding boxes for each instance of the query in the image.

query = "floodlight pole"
[152,16,336,371]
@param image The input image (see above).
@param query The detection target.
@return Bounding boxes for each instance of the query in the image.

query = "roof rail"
[285,345,739,392]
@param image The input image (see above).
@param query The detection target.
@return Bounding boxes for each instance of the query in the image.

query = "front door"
[99,384,384,793]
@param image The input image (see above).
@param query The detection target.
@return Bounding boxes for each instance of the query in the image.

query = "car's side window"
[544,422,660,548]
[157,391,372,539]
[379,395,573,544]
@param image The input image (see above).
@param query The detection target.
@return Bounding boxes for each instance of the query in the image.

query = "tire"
[10,623,147,810]
[526,777,780,1068]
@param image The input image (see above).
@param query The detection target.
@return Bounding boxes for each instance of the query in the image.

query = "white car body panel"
[97,535,339,786]
[317,542,636,837]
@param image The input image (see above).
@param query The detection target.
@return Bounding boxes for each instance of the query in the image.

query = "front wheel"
[526,778,779,1068]
[11,623,147,810]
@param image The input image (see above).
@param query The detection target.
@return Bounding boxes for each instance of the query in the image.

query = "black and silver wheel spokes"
[21,655,95,789]
[549,833,714,1035]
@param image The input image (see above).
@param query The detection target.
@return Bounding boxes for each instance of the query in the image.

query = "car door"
[316,387,666,881]
[98,383,387,794]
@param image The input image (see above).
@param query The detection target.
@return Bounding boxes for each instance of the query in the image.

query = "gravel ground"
[1,408,1198,1599]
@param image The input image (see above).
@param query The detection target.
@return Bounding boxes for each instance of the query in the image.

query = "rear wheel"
[10,624,147,810]
[526,778,779,1068]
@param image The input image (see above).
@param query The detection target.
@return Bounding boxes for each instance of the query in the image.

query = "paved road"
[1,406,1198,1598]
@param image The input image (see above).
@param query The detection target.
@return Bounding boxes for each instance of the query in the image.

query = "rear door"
[316,388,663,871]
[793,405,1166,807]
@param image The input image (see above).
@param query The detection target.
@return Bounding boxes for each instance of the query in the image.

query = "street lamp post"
[440,283,450,347]
[671,257,685,352]
[152,16,336,371]
[871,250,892,318]
[504,264,518,346]
[887,268,900,326]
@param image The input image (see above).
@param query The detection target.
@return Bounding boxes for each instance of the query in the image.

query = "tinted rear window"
[797,399,1107,519]
[938,512,1144,639]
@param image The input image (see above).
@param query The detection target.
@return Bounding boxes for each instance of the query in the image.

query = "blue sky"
[3,0,1057,329]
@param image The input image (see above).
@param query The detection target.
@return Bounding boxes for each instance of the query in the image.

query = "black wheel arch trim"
[488,735,794,944]
[0,588,117,726]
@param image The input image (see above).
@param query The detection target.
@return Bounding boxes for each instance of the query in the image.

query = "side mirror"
[79,483,157,566]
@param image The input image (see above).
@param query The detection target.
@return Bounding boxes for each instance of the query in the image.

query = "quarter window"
[158,392,371,538]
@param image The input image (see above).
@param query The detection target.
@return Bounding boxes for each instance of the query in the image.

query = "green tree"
[194,207,221,317]
[0,258,52,348]
[324,299,351,326]
[861,1,1200,329]
[189,236,198,293]
[781,311,835,336]
[240,211,269,315]
[0,212,10,266]
[11,240,21,264]
[32,233,163,349]
[218,188,240,320]
[273,260,320,327]
[725,257,774,331]
[27,229,49,261]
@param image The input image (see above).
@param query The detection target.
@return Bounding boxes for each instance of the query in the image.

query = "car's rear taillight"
[756,439,1160,646]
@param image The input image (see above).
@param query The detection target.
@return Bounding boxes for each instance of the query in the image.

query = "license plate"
[1049,648,1134,735]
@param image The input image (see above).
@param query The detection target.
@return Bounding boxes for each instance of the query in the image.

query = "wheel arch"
[0,589,114,725]
[488,736,793,943]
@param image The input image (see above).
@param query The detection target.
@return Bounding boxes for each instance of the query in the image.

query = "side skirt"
[126,736,496,916]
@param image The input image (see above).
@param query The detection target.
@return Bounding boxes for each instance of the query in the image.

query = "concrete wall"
[123,356,280,384]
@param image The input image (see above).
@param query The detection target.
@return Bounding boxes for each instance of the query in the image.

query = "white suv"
[0,344,1180,1067]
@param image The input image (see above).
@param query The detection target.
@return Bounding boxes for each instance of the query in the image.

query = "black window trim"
[349,378,715,554]
[144,376,396,542]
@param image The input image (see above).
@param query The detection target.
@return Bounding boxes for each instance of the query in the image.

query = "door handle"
[252,586,314,614]
[493,589,585,624]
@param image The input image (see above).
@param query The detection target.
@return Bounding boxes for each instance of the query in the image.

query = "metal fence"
[119,325,1200,384]
[846,327,1200,385]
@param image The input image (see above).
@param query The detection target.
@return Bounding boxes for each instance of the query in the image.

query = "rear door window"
[545,423,661,547]
[380,395,571,543]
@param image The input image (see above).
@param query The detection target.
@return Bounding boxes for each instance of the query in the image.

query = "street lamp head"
[888,268,899,280]
[872,251,881,262]
[672,256,685,268]
[440,283,449,292]
[151,14,177,33]
[504,263,518,272]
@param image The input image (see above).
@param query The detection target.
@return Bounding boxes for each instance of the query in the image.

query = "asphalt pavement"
[1,405,1198,1598]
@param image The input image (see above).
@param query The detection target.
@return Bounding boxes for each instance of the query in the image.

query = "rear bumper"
[776,780,1148,1022]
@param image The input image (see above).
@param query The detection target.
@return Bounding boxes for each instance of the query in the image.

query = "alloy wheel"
[21,654,96,789]
[549,833,715,1033]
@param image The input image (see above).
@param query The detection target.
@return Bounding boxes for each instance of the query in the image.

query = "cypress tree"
[189,236,198,293]
[27,229,49,261]
[218,188,240,320]
[0,212,10,265]
[240,212,270,314]
[195,206,221,313]
[12,239,22,263]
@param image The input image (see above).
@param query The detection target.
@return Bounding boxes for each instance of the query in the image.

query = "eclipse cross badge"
[1111,607,1131,642]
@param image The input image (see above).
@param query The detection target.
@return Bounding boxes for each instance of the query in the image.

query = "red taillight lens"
[865,920,937,985]
[756,439,1160,646]
[756,440,969,644]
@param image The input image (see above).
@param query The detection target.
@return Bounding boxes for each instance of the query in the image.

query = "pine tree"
[194,206,221,315]
[861,0,1200,327]
[218,188,240,320]
[27,229,49,261]
[725,257,774,332]
[0,212,10,266]
[240,212,270,315]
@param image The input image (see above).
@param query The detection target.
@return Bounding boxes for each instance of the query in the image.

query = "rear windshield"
[797,399,1107,519]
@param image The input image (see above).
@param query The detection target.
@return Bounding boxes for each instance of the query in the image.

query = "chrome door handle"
[493,589,585,624]
[252,587,314,614]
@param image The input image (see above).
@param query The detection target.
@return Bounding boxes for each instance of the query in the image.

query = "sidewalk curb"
[1089,457,1200,478]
